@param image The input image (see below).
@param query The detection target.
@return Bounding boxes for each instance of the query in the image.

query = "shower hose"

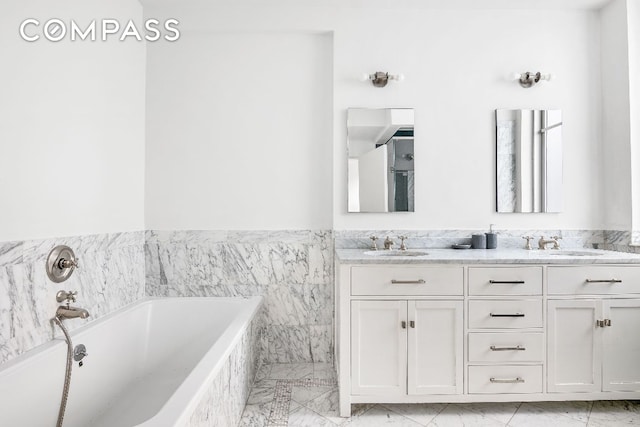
[53,316,74,427]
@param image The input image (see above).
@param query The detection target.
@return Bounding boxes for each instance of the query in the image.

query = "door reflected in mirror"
[347,108,415,213]
[496,109,563,213]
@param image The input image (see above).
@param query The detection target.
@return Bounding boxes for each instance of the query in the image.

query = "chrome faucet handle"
[58,257,79,270]
[551,236,562,249]
[56,290,77,304]
[369,236,378,250]
[398,236,408,251]
[522,236,533,250]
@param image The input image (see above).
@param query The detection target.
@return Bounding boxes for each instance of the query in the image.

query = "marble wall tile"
[145,230,334,365]
[0,231,145,366]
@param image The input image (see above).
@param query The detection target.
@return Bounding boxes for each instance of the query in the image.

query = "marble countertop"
[335,248,640,265]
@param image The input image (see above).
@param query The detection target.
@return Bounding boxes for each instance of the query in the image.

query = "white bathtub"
[0,296,263,427]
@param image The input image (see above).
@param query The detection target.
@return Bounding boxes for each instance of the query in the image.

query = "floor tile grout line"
[505,401,523,427]
[586,400,594,426]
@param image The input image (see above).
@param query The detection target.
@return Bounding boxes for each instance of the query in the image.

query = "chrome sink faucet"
[538,236,561,250]
[384,236,395,250]
[398,236,408,251]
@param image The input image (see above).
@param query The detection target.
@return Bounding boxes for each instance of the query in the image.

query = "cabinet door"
[602,299,640,392]
[351,300,407,395]
[547,300,602,393]
[407,300,463,395]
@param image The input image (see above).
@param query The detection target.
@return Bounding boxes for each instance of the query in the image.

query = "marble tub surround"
[145,230,334,364]
[188,311,262,427]
[336,247,640,265]
[0,231,145,365]
[335,229,606,251]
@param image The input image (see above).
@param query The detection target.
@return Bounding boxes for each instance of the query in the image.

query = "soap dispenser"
[485,224,498,249]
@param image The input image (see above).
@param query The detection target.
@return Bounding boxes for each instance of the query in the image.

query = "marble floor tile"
[288,406,340,426]
[346,405,424,426]
[314,362,337,380]
[239,402,272,427]
[447,402,521,424]
[247,388,276,405]
[588,400,640,426]
[528,401,593,422]
[291,384,336,405]
[269,363,314,380]
[429,404,507,427]
[303,389,349,426]
[509,402,588,427]
[381,403,447,426]
[244,364,640,427]
[255,363,272,382]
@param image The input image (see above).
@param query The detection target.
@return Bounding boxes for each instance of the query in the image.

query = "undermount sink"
[547,250,603,257]
[364,250,429,257]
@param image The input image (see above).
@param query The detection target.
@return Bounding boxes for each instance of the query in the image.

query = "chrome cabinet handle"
[490,345,526,351]
[490,377,524,384]
[489,280,525,284]
[409,320,415,328]
[401,321,407,329]
[490,313,525,317]
[585,279,622,283]
[596,319,612,327]
[391,279,426,285]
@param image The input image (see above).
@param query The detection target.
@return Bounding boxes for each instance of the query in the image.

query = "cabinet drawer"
[468,365,543,394]
[469,267,542,296]
[468,332,544,363]
[548,266,640,295]
[351,266,463,296]
[468,300,543,329]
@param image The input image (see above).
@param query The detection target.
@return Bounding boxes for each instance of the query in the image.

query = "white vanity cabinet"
[351,299,463,396]
[547,266,640,393]
[336,258,640,418]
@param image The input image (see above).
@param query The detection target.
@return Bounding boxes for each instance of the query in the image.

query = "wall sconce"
[512,71,554,88]
[361,71,405,87]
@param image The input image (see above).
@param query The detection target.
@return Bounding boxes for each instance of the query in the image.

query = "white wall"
[628,0,640,239]
[144,3,604,232]
[333,9,603,230]
[0,0,146,241]
[144,32,333,230]
[600,0,632,231]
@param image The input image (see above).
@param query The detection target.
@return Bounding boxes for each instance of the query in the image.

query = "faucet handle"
[58,257,79,270]
[551,235,562,240]
[522,236,533,250]
[56,290,77,304]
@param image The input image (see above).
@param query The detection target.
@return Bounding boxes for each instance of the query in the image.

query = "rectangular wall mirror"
[347,108,415,212]
[496,109,563,213]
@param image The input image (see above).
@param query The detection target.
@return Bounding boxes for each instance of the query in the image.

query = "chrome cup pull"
[585,279,622,284]
[489,313,525,317]
[391,279,426,285]
[490,345,526,351]
[490,377,524,384]
[489,280,525,284]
